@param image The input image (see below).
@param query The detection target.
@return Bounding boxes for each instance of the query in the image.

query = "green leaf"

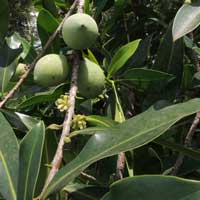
[14,33,37,63]
[118,68,174,82]
[101,176,200,200]
[0,109,39,131]
[0,59,17,94]
[17,121,45,200]
[86,115,118,127]
[154,24,183,84]
[19,83,67,108]
[155,139,200,160]
[94,0,110,19]
[41,98,200,198]
[172,1,200,42]
[0,112,19,200]
[107,39,141,78]
[0,0,9,44]
[37,9,60,53]
[0,40,22,68]
[42,0,58,17]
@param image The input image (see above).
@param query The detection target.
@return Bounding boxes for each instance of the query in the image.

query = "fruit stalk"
[0,0,79,108]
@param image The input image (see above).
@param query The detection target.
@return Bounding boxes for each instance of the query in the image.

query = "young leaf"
[172,1,200,42]
[101,175,200,200]
[41,98,200,198]
[17,121,45,200]
[107,39,141,78]
[0,112,19,200]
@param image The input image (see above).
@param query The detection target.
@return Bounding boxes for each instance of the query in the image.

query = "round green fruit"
[78,58,105,99]
[34,54,69,87]
[62,13,99,50]
[13,63,27,81]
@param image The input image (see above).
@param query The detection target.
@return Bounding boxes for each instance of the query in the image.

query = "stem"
[40,1,85,197]
[0,0,79,109]
[110,80,126,180]
[41,53,80,195]
[171,112,200,175]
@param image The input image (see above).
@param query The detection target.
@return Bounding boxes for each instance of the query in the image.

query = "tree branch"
[41,53,80,193]
[40,0,84,195]
[171,112,200,175]
[0,0,79,109]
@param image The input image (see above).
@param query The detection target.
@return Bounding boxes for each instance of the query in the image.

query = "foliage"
[1,0,200,200]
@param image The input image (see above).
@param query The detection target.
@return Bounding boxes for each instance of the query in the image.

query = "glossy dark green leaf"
[155,139,200,160]
[101,176,200,200]
[94,0,110,19]
[14,33,37,63]
[172,1,200,42]
[125,36,152,69]
[0,59,17,94]
[118,68,174,82]
[37,9,60,53]
[1,109,39,131]
[42,0,58,17]
[154,24,183,84]
[0,40,22,68]
[17,121,45,200]
[0,112,19,200]
[0,0,9,44]
[19,83,67,108]
[41,98,200,198]
[107,39,141,78]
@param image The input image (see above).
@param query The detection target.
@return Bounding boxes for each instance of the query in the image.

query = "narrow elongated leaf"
[155,139,200,160]
[86,115,118,127]
[0,59,17,94]
[37,9,60,53]
[0,40,22,68]
[0,112,19,200]
[17,121,45,200]
[19,83,67,108]
[0,109,39,131]
[101,176,200,200]
[107,39,141,78]
[173,1,200,42]
[41,98,200,198]
[118,68,174,82]
[42,0,58,17]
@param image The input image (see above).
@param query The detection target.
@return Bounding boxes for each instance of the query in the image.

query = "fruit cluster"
[13,13,105,99]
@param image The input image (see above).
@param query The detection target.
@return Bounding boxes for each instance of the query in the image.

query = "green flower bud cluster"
[55,94,70,112]
[71,114,87,130]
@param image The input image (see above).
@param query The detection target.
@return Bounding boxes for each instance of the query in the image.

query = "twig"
[0,0,79,109]
[41,0,84,194]
[41,52,80,193]
[171,112,200,175]
[77,0,84,13]
[115,152,126,180]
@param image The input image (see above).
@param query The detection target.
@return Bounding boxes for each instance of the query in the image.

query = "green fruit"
[78,58,105,98]
[62,13,99,50]
[13,63,27,81]
[34,54,69,87]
